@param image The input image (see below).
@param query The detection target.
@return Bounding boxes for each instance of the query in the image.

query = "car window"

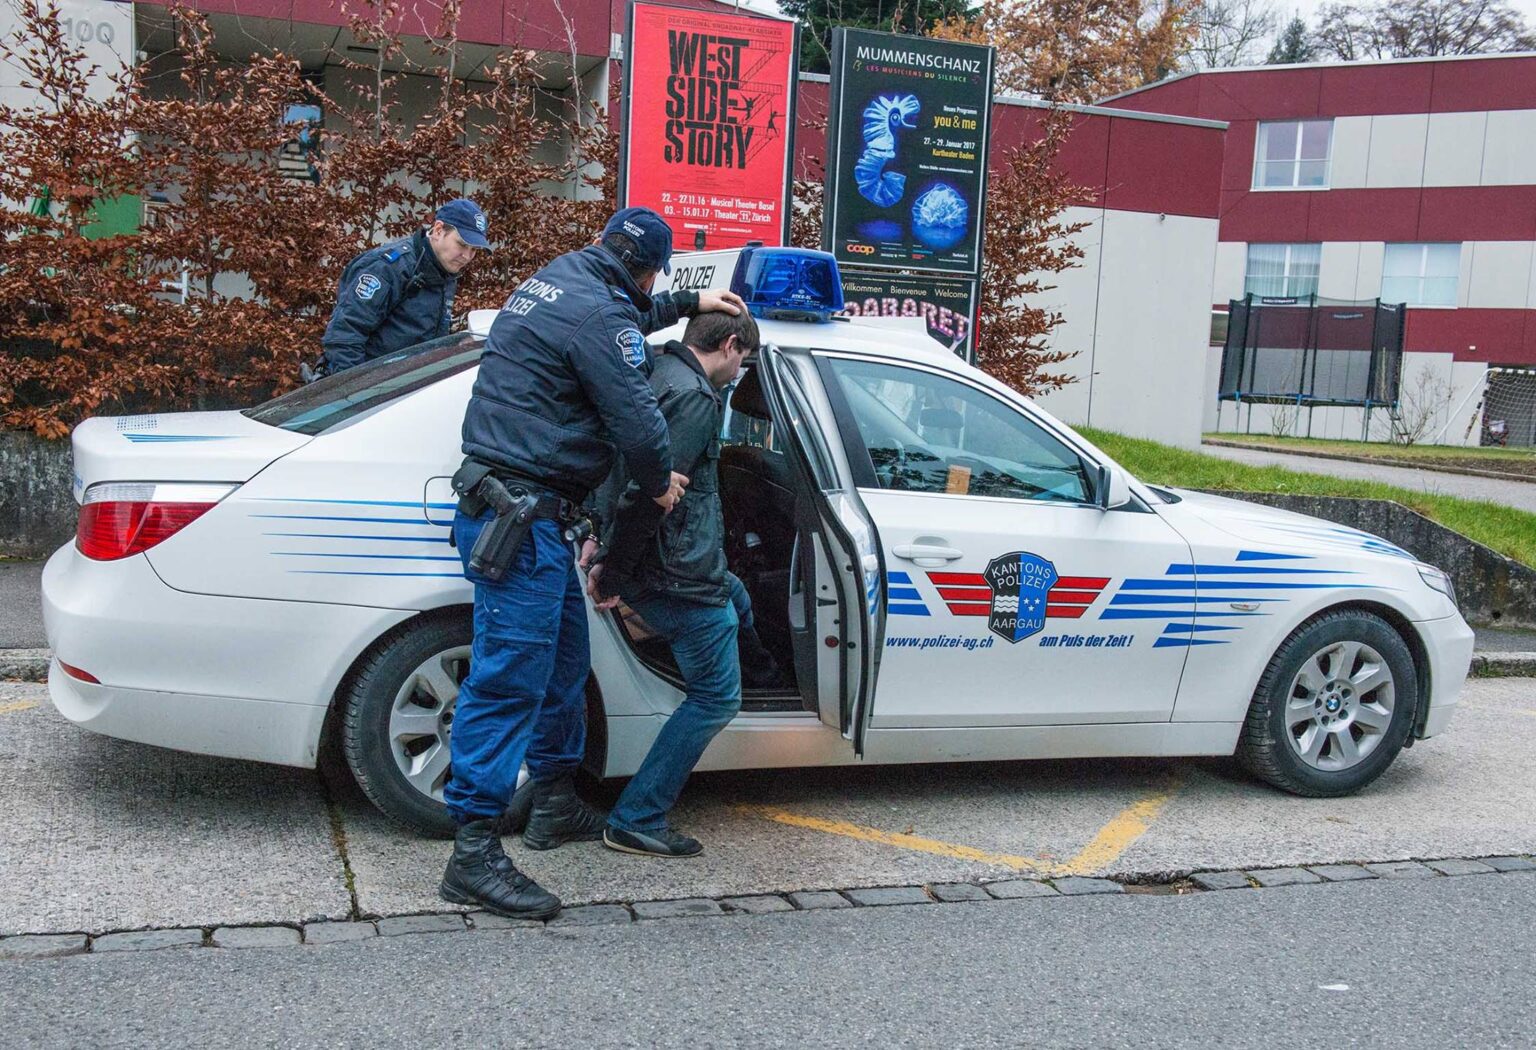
[244,333,483,436]
[823,357,1094,504]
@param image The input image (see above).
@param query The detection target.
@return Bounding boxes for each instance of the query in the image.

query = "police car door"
[813,353,1194,730]
[756,344,885,755]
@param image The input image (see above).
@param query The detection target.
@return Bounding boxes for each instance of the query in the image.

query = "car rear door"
[757,344,885,754]
[813,353,1196,728]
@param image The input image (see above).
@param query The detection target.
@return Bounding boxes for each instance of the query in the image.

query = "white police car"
[42,247,1475,836]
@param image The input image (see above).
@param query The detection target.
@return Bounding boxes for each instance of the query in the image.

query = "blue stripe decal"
[888,586,923,601]
[1153,637,1229,648]
[263,532,453,544]
[1110,594,1283,605]
[1236,550,1311,562]
[888,571,913,584]
[289,571,465,578]
[122,434,237,443]
[1101,609,1270,620]
[253,498,458,510]
[888,604,931,617]
[1162,623,1240,633]
[253,514,445,526]
[1164,564,1353,576]
[1120,580,1372,591]
[274,553,461,562]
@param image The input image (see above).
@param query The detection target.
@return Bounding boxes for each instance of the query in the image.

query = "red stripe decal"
[946,603,991,616]
[1046,590,1100,604]
[928,572,987,586]
[1055,577,1110,590]
[936,586,991,601]
[1046,606,1087,619]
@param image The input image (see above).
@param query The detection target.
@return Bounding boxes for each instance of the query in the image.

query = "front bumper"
[1415,612,1475,739]
[42,544,412,767]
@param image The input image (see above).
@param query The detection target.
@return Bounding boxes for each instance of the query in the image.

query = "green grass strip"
[1204,433,1535,465]
[1083,428,1536,570]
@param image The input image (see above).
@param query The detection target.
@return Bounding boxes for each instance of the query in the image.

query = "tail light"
[76,482,236,560]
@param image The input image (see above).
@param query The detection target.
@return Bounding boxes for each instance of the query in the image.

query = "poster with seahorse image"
[823,28,994,276]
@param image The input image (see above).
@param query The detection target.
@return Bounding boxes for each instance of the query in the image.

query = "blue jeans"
[608,576,748,833]
[443,512,588,825]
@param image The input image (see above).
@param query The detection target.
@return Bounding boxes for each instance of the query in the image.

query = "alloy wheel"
[387,645,469,800]
[1283,639,1396,771]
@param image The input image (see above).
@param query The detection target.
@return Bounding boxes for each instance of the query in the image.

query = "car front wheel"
[1238,609,1418,797]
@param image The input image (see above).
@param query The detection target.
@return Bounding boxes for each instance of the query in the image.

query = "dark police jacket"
[600,342,728,607]
[322,229,454,373]
[460,245,695,504]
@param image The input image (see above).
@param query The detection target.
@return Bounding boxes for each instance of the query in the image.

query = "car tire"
[341,613,471,839]
[1237,609,1418,798]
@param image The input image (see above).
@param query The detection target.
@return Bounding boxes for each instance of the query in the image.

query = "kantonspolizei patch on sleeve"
[616,327,646,368]
[356,273,383,301]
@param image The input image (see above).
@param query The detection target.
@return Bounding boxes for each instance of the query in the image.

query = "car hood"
[1161,488,1417,561]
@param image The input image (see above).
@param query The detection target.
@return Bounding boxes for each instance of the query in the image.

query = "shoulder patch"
[615,328,647,368]
[355,273,383,301]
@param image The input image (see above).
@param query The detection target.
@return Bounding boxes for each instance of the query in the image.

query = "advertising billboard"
[620,2,799,251]
[839,268,978,362]
[823,28,994,276]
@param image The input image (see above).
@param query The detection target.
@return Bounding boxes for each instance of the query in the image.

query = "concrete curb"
[5,647,1533,685]
[2,854,1530,959]
[1202,438,1536,484]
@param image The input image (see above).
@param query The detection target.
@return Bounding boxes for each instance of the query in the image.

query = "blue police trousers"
[443,512,588,825]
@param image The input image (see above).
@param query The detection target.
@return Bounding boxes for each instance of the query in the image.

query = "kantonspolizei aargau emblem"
[983,552,1059,643]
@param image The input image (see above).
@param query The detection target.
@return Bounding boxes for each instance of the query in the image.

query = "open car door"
[757,344,885,755]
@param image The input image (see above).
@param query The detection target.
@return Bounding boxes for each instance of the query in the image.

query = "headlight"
[1416,563,1458,609]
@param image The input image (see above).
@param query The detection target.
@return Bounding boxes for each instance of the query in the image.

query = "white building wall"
[1327,109,1536,190]
[1032,206,1218,449]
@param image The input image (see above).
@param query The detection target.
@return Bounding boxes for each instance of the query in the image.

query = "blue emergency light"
[729,245,844,323]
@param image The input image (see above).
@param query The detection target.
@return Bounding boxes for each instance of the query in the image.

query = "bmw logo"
[1325,697,1341,712]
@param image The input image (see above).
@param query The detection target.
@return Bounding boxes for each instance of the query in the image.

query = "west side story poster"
[823,28,994,276]
[621,2,799,250]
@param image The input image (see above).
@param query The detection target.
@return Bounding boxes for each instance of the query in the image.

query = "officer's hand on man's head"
[696,290,746,316]
[652,471,689,513]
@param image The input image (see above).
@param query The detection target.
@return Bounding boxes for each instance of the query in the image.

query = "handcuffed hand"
[652,470,689,513]
[578,537,599,570]
[696,289,746,316]
[586,564,621,610]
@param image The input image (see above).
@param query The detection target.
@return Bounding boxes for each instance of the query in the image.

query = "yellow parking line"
[734,804,1051,873]
[0,700,39,715]
[737,774,1183,878]
[1054,775,1183,876]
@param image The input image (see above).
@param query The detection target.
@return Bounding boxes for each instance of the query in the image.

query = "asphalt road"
[1199,443,1536,513]
[3,676,1534,937]
[4,873,1534,1048]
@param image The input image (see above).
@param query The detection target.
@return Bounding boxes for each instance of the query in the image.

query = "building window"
[1381,243,1460,307]
[1253,120,1332,189]
[1244,243,1321,300]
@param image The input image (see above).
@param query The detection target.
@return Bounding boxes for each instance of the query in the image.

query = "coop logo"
[983,551,1059,643]
[845,243,876,255]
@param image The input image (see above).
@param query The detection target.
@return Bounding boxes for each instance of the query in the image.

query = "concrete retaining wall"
[0,433,74,559]
[1206,490,1536,629]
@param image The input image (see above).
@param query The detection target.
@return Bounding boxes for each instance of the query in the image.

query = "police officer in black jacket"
[586,310,769,858]
[438,207,744,920]
[320,198,489,374]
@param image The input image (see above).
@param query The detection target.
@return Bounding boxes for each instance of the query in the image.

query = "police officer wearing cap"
[320,198,490,374]
[438,206,745,920]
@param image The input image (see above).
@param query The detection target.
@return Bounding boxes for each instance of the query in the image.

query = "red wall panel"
[1216,189,1312,243]
[1104,118,1222,217]
[1305,187,1422,242]
[1199,68,1322,121]
[1405,308,1535,365]
[1317,63,1434,117]
[1429,57,1536,113]
[1418,186,1536,242]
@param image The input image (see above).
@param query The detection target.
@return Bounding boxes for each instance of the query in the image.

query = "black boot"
[440,819,561,920]
[523,773,608,851]
[739,622,784,689]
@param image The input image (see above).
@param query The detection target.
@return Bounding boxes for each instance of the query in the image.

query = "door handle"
[892,544,963,563]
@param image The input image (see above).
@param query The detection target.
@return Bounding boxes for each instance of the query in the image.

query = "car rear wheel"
[341,614,474,838]
[1237,609,1418,797]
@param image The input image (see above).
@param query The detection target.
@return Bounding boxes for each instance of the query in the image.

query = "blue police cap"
[435,198,491,249]
[601,206,674,275]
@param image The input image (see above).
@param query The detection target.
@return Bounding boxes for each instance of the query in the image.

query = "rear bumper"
[1415,612,1475,739]
[42,544,412,767]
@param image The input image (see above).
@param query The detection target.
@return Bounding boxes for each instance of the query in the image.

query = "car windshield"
[244,333,484,435]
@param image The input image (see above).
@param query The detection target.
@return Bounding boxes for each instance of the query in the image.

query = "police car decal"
[356,273,383,301]
[616,327,646,368]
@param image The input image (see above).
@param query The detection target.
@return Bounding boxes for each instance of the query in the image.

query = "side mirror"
[1095,463,1132,510]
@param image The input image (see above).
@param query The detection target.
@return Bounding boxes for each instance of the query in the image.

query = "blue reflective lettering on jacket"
[460,245,686,503]
[322,229,456,372]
